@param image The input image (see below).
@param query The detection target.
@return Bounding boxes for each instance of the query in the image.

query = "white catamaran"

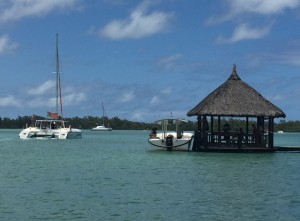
[19,34,82,139]
[91,102,112,131]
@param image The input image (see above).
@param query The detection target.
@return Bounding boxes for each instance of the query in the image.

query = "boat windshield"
[35,120,67,129]
[153,118,188,135]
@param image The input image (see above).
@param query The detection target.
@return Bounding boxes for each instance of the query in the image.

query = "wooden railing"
[198,131,269,147]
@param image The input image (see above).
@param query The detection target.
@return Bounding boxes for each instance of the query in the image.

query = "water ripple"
[1,130,300,220]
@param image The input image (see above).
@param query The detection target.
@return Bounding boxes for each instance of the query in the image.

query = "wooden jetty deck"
[193,146,300,153]
[275,146,300,152]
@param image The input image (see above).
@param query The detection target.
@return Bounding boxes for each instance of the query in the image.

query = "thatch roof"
[187,65,286,118]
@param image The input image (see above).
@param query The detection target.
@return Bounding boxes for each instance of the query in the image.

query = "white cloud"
[279,52,300,66]
[63,92,86,105]
[27,80,55,96]
[120,91,135,102]
[47,97,56,108]
[0,95,21,107]
[150,96,160,104]
[161,87,172,95]
[0,35,18,54]
[249,50,300,67]
[26,91,86,109]
[208,0,300,24]
[157,53,182,71]
[27,97,53,108]
[131,112,144,121]
[228,0,300,16]
[216,23,272,43]
[207,0,300,43]
[100,1,173,40]
[267,94,286,101]
[0,0,80,23]
[26,80,86,109]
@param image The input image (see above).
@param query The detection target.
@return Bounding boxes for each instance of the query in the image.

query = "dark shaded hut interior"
[187,64,286,152]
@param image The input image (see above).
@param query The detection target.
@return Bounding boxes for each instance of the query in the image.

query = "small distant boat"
[19,34,82,139]
[278,131,284,134]
[91,125,112,131]
[148,118,194,151]
[91,102,112,131]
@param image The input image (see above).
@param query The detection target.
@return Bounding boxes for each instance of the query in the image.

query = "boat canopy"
[35,119,67,123]
[154,118,188,125]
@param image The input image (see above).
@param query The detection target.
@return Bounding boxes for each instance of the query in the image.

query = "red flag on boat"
[47,112,58,119]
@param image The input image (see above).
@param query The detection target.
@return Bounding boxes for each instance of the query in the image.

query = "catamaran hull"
[91,128,112,131]
[66,130,82,139]
[19,127,82,139]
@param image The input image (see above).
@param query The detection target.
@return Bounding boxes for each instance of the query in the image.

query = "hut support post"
[192,115,202,151]
[246,117,249,144]
[210,116,214,143]
[202,115,208,148]
[254,117,260,146]
[268,117,274,148]
[192,115,201,151]
[218,116,221,145]
[257,117,262,146]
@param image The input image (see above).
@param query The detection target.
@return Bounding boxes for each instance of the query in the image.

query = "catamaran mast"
[56,33,64,122]
[56,33,59,115]
[102,101,105,126]
[102,101,110,127]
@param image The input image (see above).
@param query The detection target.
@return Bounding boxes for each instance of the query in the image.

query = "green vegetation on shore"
[0,116,299,132]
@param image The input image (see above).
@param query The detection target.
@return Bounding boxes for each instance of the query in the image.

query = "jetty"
[187,64,293,153]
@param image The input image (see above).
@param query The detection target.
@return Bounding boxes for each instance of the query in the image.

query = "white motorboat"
[19,33,82,139]
[19,119,82,139]
[148,118,194,151]
[91,101,112,131]
[91,125,112,131]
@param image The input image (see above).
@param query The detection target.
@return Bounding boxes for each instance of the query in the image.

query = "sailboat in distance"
[91,102,112,131]
[19,34,82,139]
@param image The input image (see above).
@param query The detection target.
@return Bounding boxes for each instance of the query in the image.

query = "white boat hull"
[148,132,194,151]
[91,126,112,131]
[19,127,82,139]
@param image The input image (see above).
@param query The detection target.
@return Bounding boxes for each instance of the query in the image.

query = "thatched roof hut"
[187,64,286,118]
[187,64,285,151]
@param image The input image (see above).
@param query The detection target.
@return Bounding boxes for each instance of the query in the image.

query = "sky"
[0,0,300,123]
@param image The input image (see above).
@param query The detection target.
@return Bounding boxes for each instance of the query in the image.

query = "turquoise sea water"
[1,129,300,221]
